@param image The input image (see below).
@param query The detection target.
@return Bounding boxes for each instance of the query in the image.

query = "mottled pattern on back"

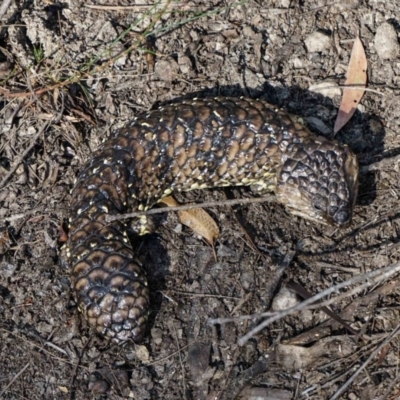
[65,97,358,343]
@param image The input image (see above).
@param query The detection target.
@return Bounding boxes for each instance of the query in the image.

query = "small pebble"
[177,54,192,74]
[291,57,305,69]
[151,328,163,345]
[135,345,150,362]
[217,244,236,257]
[88,379,109,394]
[155,57,179,82]
[304,31,332,53]
[374,22,399,60]
[272,287,299,311]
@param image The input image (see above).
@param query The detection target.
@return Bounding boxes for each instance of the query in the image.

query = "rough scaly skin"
[65,97,358,343]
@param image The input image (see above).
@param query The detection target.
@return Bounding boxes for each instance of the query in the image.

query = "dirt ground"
[2,1,400,399]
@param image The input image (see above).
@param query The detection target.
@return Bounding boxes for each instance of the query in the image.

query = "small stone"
[240,271,254,290]
[178,54,192,74]
[217,244,236,257]
[374,22,399,60]
[155,57,179,82]
[304,31,332,53]
[272,287,299,311]
[173,224,182,233]
[151,328,163,345]
[88,379,110,394]
[291,57,304,69]
[135,345,150,362]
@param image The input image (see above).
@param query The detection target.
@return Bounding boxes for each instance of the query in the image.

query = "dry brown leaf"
[161,196,220,245]
[334,37,367,134]
[160,195,178,208]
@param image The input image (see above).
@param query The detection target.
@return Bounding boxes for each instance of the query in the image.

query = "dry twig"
[215,260,400,346]
[0,362,30,397]
[105,195,275,222]
[0,0,13,20]
[330,323,400,400]
[0,120,52,190]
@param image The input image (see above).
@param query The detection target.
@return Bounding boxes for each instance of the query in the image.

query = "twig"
[173,324,188,399]
[25,71,53,114]
[0,120,52,190]
[378,371,400,400]
[85,3,152,10]
[105,195,275,222]
[85,3,202,11]
[310,83,383,96]
[166,290,240,300]
[330,322,400,400]
[209,274,376,328]
[316,261,360,274]
[144,340,198,366]
[286,281,360,335]
[208,311,277,325]
[234,259,400,346]
[0,362,30,397]
[0,1,170,99]
[0,327,79,368]
[304,279,380,311]
[44,341,68,356]
[0,1,248,101]
[339,85,383,96]
[224,188,265,256]
[0,0,13,21]
[69,337,92,400]
[207,251,293,325]
[360,153,400,173]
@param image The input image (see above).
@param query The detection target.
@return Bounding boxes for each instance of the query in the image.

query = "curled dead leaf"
[334,36,367,134]
[161,196,220,245]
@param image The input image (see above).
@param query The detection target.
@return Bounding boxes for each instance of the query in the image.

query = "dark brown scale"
[65,97,358,343]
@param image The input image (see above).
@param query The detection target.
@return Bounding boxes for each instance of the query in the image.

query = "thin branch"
[85,3,163,9]
[208,311,277,325]
[339,85,384,96]
[310,84,384,96]
[0,362,30,397]
[286,281,360,335]
[144,341,195,366]
[0,1,169,99]
[330,322,400,400]
[0,0,13,20]
[105,195,275,222]
[165,290,241,300]
[173,324,188,400]
[378,370,400,400]
[233,260,400,346]
[360,153,400,173]
[84,3,203,11]
[0,120,52,190]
